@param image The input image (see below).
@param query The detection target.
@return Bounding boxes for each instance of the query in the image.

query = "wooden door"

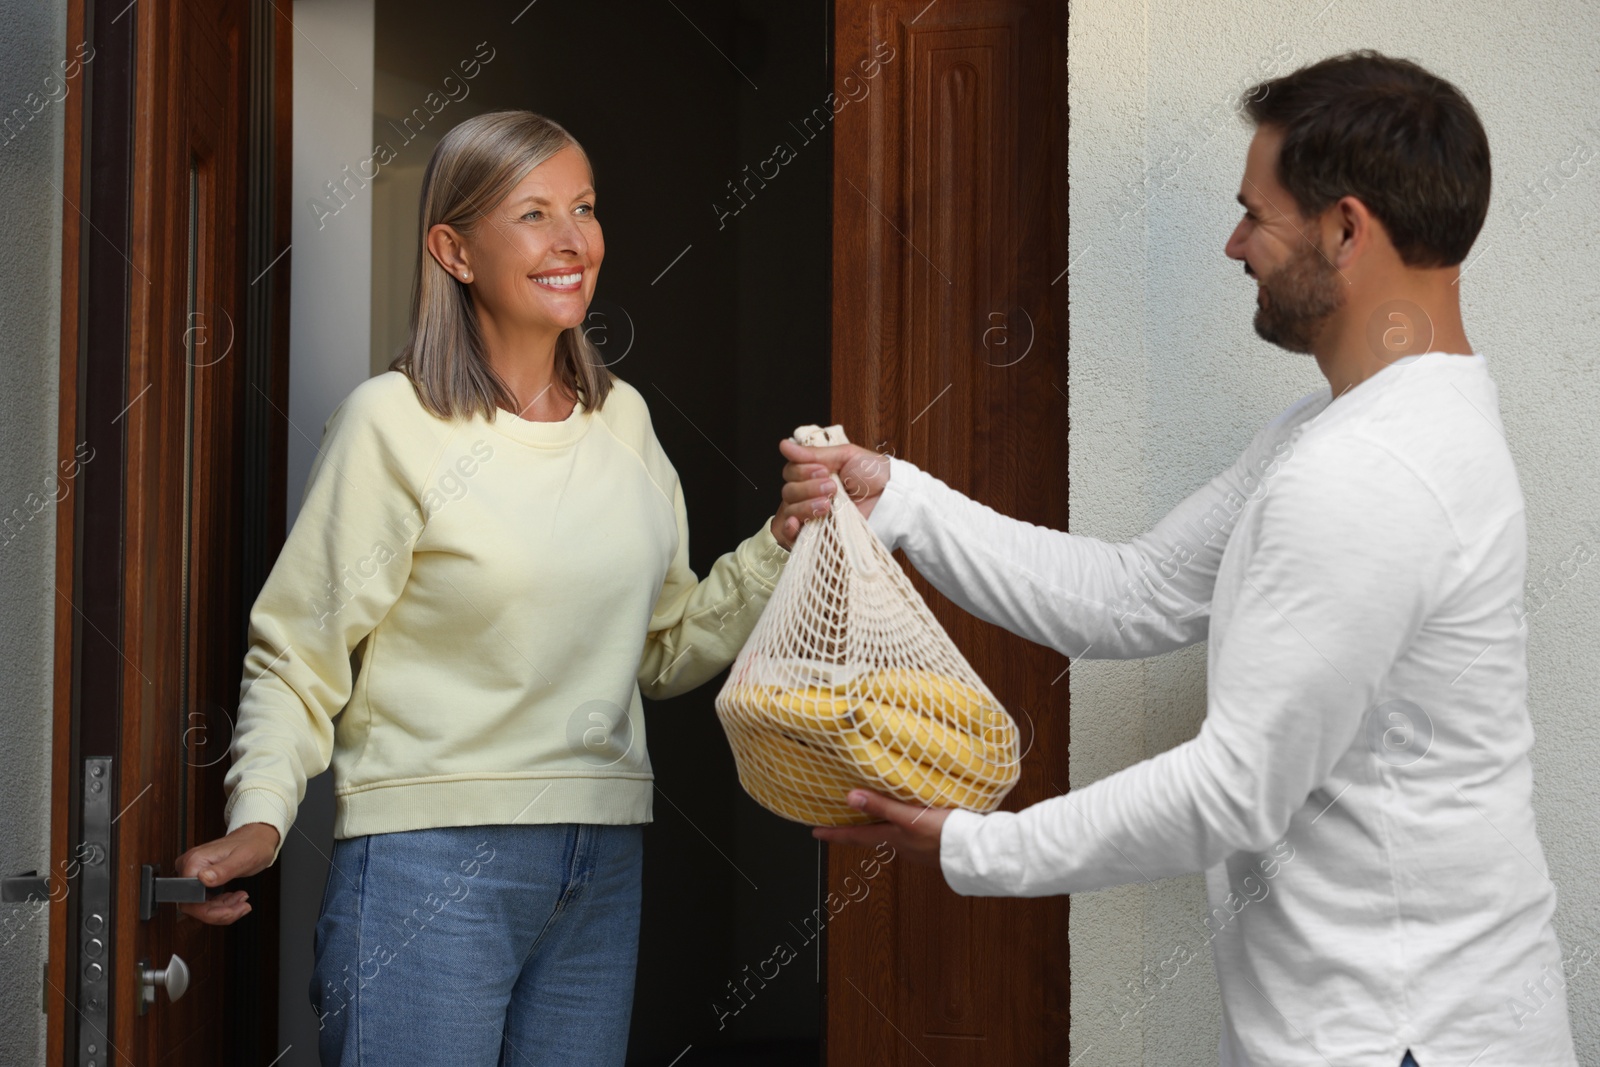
[826,1,1072,1063]
[45,0,291,1063]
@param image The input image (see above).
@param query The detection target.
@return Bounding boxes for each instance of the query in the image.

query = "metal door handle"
[138,953,190,1013]
[138,864,206,920]
[1,871,48,903]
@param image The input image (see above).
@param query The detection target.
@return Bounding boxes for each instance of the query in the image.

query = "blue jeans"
[310,822,645,1066]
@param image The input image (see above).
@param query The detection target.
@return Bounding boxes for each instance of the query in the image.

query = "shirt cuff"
[865,456,927,552]
[739,517,792,591]
[939,807,1000,896]
[225,786,294,867]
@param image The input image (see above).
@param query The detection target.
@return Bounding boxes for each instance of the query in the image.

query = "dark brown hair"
[1242,51,1490,268]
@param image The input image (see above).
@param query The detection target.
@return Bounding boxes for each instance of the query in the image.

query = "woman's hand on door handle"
[173,822,281,925]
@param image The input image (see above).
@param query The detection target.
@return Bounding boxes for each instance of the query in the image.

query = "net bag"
[715,424,1022,825]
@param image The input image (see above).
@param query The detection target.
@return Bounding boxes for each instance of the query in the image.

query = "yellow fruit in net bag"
[857,669,1010,739]
[843,729,995,811]
[714,424,1023,824]
[733,726,879,826]
[853,697,1013,789]
[723,683,856,742]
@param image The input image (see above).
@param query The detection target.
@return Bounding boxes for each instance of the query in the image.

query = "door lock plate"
[76,757,112,1067]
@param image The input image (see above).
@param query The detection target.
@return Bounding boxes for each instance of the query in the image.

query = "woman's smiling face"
[449,143,604,335]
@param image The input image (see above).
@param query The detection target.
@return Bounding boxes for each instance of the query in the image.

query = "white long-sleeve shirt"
[866,352,1576,1067]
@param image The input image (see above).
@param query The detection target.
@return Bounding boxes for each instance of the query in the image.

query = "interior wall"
[1066,0,1600,1062]
[0,0,66,1061]
[283,0,375,1063]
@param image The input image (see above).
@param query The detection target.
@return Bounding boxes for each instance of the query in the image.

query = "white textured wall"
[0,0,65,1061]
[1066,1,1600,1063]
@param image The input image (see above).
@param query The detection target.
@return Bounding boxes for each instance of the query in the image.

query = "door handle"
[138,953,190,1014]
[1,871,49,903]
[138,864,206,920]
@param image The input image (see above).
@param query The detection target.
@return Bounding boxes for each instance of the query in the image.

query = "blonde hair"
[391,109,614,420]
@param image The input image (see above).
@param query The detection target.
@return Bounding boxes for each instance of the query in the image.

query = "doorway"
[351,2,834,1063]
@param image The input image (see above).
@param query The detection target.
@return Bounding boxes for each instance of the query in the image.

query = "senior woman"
[174,110,828,1066]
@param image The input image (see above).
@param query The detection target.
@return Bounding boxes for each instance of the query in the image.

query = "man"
[776,51,1576,1067]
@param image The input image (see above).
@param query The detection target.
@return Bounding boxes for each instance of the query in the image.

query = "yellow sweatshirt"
[223,371,789,864]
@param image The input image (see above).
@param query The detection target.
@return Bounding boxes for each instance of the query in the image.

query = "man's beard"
[1253,241,1343,353]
